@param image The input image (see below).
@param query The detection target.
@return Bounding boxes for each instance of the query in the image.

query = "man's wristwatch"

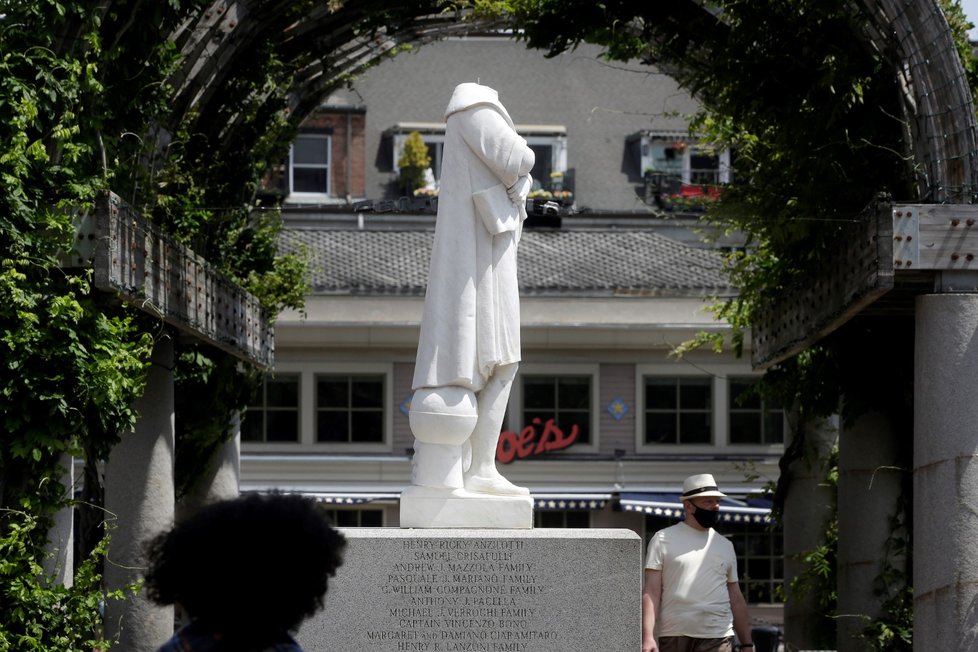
[738,645,754,649]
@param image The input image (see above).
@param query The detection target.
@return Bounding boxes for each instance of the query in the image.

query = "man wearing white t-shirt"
[641,474,753,652]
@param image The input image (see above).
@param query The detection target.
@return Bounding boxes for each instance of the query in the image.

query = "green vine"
[0,509,131,651]
[0,0,308,642]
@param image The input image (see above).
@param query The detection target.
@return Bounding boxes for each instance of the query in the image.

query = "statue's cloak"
[412,83,534,392]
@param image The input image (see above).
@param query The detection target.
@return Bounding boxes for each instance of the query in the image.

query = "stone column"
[42,453,75,587]
[103,338,176,652]
[836,409,903,651]
[782,414,838,650]
[914,294,978,649]
[177,415,241,521]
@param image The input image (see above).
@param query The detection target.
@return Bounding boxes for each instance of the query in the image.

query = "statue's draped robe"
[413,83,535,392]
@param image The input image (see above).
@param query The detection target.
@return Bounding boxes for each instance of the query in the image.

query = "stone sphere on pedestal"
[408,386,478,445]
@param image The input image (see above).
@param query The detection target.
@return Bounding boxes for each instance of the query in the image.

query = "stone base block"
[400,486,533,529]
[298,528,642,652]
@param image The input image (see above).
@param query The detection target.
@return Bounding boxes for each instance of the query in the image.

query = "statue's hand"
[507,174,532,204]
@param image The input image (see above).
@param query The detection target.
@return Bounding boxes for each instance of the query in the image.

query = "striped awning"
[264,490,610,510]
[532,493,611,511]
[291,492,400,506]
[619,492,772,524]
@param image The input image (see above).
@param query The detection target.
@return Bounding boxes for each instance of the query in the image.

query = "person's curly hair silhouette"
[145,492,347,651]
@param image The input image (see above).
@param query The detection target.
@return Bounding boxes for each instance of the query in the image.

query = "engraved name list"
[365,539,560,652]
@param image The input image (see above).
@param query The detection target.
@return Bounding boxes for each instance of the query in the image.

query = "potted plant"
[397,131,432,195]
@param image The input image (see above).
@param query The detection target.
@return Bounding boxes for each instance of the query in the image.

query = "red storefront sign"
[496,417,579,464]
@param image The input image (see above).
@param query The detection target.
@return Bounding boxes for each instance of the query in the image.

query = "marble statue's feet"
[464,473,530,496]
[403,485,473,498]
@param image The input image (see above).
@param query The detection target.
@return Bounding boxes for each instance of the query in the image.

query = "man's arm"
[727,581,753,649]
[641,568,662,652]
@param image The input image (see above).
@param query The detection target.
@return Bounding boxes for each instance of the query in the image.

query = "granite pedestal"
[298,528,641,652]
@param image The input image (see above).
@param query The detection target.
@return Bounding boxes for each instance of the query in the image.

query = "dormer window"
[388,122,568,193]
[630,130,732,185]
[288,131,332,198]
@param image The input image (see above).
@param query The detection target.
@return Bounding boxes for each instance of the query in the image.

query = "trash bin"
[750,625,781,652]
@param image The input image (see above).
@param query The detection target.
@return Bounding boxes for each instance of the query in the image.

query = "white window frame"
[508,363,600,454]
[635,362,783,455]
[241,361,393,454]
[286,132,332,202]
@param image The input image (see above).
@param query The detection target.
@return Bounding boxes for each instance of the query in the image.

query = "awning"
[247,490,401,506]
[619,492,772,524]
[250,489,609,510]
[308,493,401,505]
[532,493,611,511]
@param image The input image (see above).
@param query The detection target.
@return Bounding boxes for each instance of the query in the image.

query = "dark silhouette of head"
[145,492,346,648]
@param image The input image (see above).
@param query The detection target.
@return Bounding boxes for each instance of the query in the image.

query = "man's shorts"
[658,636,734,652]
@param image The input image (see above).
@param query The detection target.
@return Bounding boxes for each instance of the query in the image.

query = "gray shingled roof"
[282,227,732,297]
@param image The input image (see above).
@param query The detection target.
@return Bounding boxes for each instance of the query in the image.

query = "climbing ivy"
[499,0,914,357]
[0,0,307,641]
[0,510,130,651]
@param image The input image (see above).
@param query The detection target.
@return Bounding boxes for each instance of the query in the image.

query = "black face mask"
[690,504,720,529]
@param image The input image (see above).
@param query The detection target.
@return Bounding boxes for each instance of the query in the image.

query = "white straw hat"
[681,473,727,500]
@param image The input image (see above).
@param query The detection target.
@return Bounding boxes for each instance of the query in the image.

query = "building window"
[424,141,445,181]
[241,374,300,443]
[522,374,592,445]
[726,522,784,604]
[289,132,331,195]
[315,374,385,443]
[643,376,712,445]
[729,378,785,445]
[392,132,444,181]
[689,147,721,184]
[390,125,567,191]
[643,515,783,604]
[528,143,553,183]
[534,510,590,528]
[323,508,384,527]
[633,131,733,185]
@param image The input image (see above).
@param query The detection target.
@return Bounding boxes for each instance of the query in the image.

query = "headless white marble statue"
[402,83,534,525]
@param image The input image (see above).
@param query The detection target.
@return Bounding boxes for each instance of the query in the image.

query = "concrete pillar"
[177,416,241,521]
[782,414,838,650]
[42,453,75,587]
[914,294,978,649]
[103,338,176,652]
[836,409,903,651]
